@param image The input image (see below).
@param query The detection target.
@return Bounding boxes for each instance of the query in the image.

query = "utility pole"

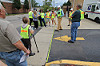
[53,0,55,8]
[29,0,32,9]
[73,0,75,10]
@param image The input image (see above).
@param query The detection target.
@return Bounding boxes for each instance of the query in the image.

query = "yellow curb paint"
[54,35,85,42]
[45,60,100,66]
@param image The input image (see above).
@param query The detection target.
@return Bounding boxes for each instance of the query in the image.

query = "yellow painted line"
[45,60,100,66]
[46,25,56,63]
[54,35,85,42]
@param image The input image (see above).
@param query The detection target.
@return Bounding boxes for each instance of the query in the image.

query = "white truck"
[84,2,100,23]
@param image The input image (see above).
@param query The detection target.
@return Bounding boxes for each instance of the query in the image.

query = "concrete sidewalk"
[27,27,54,66]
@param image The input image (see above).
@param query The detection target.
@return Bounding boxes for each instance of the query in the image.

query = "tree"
[66,0,71,17]
[62,0,71,17]
[42,0,52,12]
[63,2,67,6]
[24,0,29,10]
[63,0,71,6]
[66,0,71,6]
[13,0,21,10]
[31,0,38,7]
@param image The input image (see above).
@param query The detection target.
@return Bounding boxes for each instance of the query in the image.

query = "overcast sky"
[21,0,68,6]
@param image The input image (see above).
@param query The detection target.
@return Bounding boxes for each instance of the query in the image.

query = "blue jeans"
[40,18,46,27]
[71,22,80,42]
[0,50,27,66]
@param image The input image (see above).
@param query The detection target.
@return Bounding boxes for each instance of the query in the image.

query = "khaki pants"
[57,18,62,30]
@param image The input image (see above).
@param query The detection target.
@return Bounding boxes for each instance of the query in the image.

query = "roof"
[0,0,24,4]
[0,0,13,3]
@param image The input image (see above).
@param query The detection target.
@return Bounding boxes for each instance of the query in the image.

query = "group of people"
[28,5,64,31]
[0,1,84,65]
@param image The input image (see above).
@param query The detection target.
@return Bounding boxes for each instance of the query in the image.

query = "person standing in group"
[68,8,74,26]
[55,5,64,31]
[68,5,82,43]
[28,9,33,26]
[50,10,56,26]
[20,16,35,56]
[45,9,51,26]
[39,9,46,27]
[38,9,42,26]
[0,3,30,66]
[32,10,38,29]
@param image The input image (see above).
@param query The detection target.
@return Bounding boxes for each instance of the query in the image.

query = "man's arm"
[13,40,30,55]
[6,23,30,55]
[61,10,64,17]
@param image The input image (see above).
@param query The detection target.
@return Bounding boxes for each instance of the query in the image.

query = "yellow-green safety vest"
[28,11,33,18]
[46,12,50,18]
[79,9,84,20]
[40,13,45,18]
[57,9,62,18]
[69,11,74,19]
[51,13,55,18]
[20,25,30,39]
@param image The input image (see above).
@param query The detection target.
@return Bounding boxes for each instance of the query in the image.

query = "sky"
[36,0,68,6]
[21,0,68,6]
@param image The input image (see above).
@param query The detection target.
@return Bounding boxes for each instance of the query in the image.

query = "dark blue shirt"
[72,10,81,22]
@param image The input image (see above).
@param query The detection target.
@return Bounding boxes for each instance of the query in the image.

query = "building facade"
[0,0,28,14]
[70,0,84,11]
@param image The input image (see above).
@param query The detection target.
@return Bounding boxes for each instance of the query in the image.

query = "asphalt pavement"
[48,29,100,63]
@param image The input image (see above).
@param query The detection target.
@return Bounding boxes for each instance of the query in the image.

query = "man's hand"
[14,40,30,55]
[25,50,30,55]
[59,16,61,18]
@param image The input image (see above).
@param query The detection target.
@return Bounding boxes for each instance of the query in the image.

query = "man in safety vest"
[68,5,83,43]
[55,5,64,31]
[39,9,46,27]
[20,16,35,56]
[45,9,51,26]
[50,10,56,26]
[68,8,74,26]
[79,9,84,20]
[28,9,33,26]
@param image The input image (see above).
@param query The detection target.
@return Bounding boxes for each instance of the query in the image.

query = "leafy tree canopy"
[63,0,71,6]
[24,0,29,9]
[13,0,21,10]
[42,0,52,12]
[31,0,38,7]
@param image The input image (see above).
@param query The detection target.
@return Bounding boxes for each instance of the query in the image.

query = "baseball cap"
[70,8,73,10]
